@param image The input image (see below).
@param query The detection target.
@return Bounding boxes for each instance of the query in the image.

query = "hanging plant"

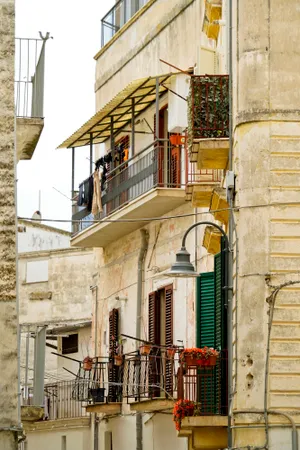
[173,399,195,431]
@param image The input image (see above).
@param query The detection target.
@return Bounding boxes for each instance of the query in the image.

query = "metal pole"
[71,147,75,197]
[33,326,47,406]
[24,327,30,404]
[131,97,135,157]
[90,134,93,175]
[110,117,115,169]
[155,77,160,140]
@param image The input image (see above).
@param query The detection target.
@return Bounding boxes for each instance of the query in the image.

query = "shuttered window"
[196,272,215,348]
[108,308,119,402]
[148,285,173,397]
[170,146,181,188]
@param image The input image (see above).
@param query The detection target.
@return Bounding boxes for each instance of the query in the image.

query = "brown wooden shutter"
[164,285,173,395]
[148,291,160,398]
[154,112,165,186]
[170,146,181,188]
[108,308,119,401]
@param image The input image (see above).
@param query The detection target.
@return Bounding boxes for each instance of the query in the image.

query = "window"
[104,431,113,450]
[61,436,66,450]
[148,284,173,396]
[26,260,48,283]
[62,334,78,355]
[196,241,227,414]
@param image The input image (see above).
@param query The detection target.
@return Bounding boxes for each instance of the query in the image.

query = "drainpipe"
[90,285,99,450]
[136,229,149,450]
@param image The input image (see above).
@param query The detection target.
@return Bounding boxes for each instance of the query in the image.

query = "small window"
[61,435,66,450]
[26,260,48,283]
[105,431,112,450]
[62,334,78,355]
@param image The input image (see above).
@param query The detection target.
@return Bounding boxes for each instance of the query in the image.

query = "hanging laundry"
[92,169,103,216]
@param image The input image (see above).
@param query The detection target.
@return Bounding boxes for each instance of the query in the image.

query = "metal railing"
[189,75,229,140]
[123,348,180,402]
[15,34,49,118]
[186,161,223,186]
[101,0,149,47]
[72,141,184,235]
[178,350,228,415]
[72,358,123,404]
[26,381,88,419]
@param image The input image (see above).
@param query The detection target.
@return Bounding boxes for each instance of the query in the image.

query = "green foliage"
[187,76,229,152]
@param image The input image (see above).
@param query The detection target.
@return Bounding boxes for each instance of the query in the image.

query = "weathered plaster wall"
[19,247,94,384]
[232,0,300,446]
[26,425,91,450]
[0,1,18,449]
[95,0,201,108]
[18,220,70,253]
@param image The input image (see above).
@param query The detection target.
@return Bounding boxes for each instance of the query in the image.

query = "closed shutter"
[164,285,173,395]
[196,272,215,412]
[148,291,160,398]
[197,273,215,348]
[108,309,119,402]
[214,238,227,414]
[170,146,181,188]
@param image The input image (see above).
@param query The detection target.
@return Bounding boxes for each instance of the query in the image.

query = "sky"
[16,0,114,231]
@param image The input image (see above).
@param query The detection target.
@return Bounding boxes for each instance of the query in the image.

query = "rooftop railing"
[15,34,49,118]
[188,75,229,141]
[101,0,149,47]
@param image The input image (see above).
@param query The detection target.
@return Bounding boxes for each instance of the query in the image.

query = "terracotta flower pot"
[167,348,176,359]
[114,355,123,366]
[184,356,209,366]
[208,355,217,366]
[140,344,151,356]
[83,357,93,371]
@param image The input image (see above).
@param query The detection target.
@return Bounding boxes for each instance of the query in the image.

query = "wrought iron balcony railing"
[188,75,229,141]
[72,141,184,235]
[101,0,149,47]
[72,358,123,404]
[15,34,49,118]
[25,381,88,420]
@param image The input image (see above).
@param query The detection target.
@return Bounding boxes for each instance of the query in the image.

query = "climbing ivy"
[187,76,229,151]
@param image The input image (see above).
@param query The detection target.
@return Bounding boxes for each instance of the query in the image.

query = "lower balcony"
[186,163,222,207]
[71,143,186,248]
[72,358,122,415]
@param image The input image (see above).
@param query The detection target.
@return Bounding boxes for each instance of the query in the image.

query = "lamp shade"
[166,247,198,278]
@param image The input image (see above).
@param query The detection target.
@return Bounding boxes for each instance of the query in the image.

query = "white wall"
[18,220,70,253]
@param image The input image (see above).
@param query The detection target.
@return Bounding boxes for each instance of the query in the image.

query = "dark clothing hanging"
[77,175,94,212]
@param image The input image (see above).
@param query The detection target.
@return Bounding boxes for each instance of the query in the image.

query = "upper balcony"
[188,75,229,171]
[101,0,150,48]
[15,34,49,162]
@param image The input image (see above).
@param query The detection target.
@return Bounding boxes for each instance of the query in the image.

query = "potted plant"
[83,356,93,371]
[173,399,195,431]
[89,387,105,403]
[114,354,123,366]
[180,347,219,366]
[140,343,152,356]
[167,346,176,359]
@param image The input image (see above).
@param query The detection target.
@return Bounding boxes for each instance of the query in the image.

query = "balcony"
[15,35,49,161]
[122,348,228,417]
[188,75,229,170]
[72,358,122,415]
[101,0,150,47]
[202,0,223,41]
[71,142,186,248]
[22,380,88,425]
[186,161,222,207]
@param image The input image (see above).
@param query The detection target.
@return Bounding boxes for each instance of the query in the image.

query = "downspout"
[90,285,99,450]
[227,0,234,446]
[136,229,149,450]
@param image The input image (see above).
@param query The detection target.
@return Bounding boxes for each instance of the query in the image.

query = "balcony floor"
[129,398,174,413]
[86,402,122,415]
[71,188,186,248]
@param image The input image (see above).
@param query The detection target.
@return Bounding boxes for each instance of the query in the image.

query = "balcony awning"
[57,73,176,149]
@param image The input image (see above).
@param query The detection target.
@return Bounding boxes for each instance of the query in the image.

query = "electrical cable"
[18,200,300,225]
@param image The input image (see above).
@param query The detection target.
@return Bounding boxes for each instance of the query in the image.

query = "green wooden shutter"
[214,241,227,414]
[196,272,215,348]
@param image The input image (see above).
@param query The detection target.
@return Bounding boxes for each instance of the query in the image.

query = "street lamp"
[167,221,229,278]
